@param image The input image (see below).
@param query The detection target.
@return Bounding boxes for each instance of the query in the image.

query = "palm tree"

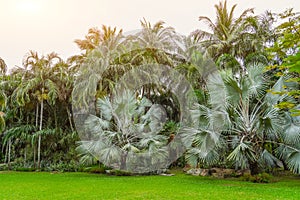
[0,57,7,74]
[124,18,182,67]
[2,124,36,169]
[0,59,9,133]
[0,81,6,133]
[51,60,76,132]
[136,18,179,51]
[78,90,169,173]
[192,0,260,68]
[72,25,125,106]
[183,65,300,174]
[13,51,60,169]
[74,25,123,56]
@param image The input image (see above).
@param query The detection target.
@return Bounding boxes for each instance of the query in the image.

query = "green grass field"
[0,171,299,200]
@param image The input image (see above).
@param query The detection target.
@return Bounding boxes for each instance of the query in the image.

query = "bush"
[40,160,82,172]
[241,172,273,183]
[254,173,273,183]
[88,166,106,174]
[0,163,8,171]
[15,167,35,172]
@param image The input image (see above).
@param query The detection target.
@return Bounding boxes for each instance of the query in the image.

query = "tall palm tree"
[13,50,60,169]
[192,0,259,66]
[74,25,123,55]
[50,59,77,133]
[135,18,178,51]
[72,29,125,106]
[123,18,182,67]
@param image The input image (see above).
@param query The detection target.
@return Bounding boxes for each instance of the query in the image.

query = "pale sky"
[1,0,300,70]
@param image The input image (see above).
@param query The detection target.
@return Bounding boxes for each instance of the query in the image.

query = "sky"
[1,0,300,70]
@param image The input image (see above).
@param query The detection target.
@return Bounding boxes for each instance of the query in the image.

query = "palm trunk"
[24,146,27,166]
[66,107,74,132]
[54,106,58,130]
[34,104,39,169]
[8,138,11,170]
[120,152,128,171]
[38,99,44,170]
[249,161,260,175]
[4,141,8,163]
[37,135,41,169]
[33,145,36,169]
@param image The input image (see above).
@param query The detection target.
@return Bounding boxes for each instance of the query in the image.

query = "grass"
[0,171,299,200]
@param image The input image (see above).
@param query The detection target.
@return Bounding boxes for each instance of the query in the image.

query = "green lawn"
[0,171,299,200]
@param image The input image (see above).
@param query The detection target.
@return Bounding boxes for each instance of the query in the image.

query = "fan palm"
[77,90,170,173]
[184,65,300,174]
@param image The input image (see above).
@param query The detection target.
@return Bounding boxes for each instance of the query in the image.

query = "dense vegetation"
[0,1,299,176]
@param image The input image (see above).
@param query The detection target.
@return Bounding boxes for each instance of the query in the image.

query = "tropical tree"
[0,57,7,132]
[78,90,169,172]
[74,25,123,57]
[2,124,36,169]
[192,0,265,70]
[0,82,6,133]
[12,51,60,169]
[0,57,7,74]
[267,9,300,116]
[72,24,126,106]
[183,65,300,174]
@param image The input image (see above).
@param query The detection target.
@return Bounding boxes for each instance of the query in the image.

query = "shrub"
[241,172,273,183]
[0,163,8,171]
[88,166,106,174]
[15,167,35,172]
[41,161,82,172]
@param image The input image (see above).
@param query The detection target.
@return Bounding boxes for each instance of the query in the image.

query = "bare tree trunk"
[38,99,44,170]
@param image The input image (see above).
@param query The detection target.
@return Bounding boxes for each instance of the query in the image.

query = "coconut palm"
[135,18,179,52]
[192,1,261,66]
[75,25,123,55]
[124,18,182,67]
[72,24,126,108]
